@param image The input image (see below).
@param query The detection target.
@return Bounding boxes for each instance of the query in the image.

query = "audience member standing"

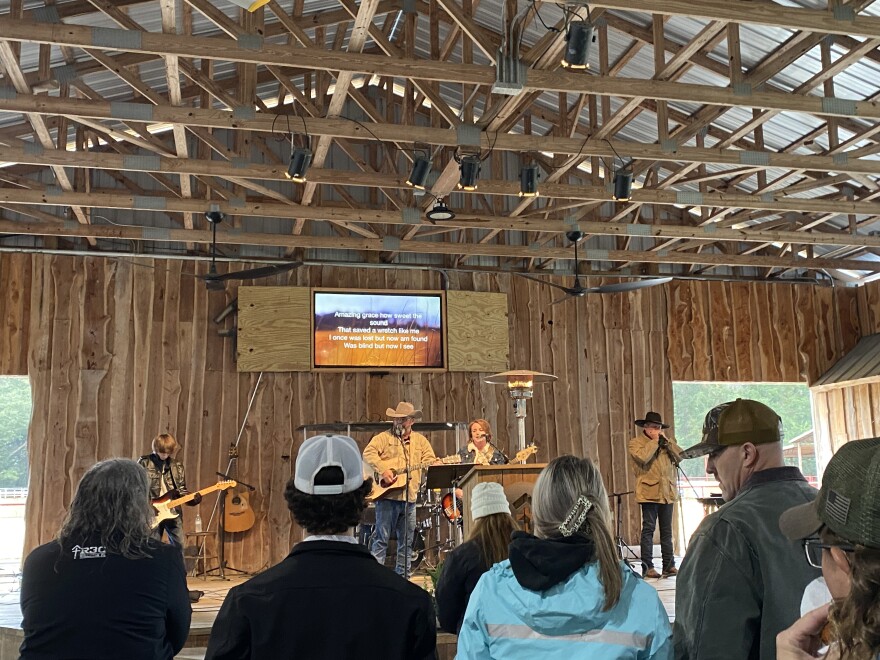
[777,436,880,660]
[674,399,821,660]
[206,434,436,660]
[20,459,191,660]
[457,455,672,659]
[436,481,518,633]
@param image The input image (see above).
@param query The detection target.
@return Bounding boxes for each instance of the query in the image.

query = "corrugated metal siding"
[813,332,880,387]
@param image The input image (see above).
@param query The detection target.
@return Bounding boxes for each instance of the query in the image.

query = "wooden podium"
[459,464,547,538]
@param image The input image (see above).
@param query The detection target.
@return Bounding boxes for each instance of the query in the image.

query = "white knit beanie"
[470,482,510,520]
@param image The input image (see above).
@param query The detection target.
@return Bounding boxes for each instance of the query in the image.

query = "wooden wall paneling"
[793,283,818,383]
[691,281,713,380]
[666,281,693,380]
[446,290,509,372]
[0,254,30,375]
[857,281,880,335]
[708,282,736,380]
[836,286,862,358]
[237,286,311,372]
[775,285,799,382]
[729,282,753,382]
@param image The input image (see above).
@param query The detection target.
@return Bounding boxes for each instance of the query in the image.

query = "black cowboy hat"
[635,411,670,429]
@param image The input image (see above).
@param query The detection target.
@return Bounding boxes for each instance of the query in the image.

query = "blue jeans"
[153,513,185,556]
[370,499,417,577]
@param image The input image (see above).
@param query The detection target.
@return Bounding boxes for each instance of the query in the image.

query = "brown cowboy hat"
[385,402,422,419]
[635,411,670,429]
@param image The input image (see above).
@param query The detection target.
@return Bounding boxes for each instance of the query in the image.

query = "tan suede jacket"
[628,433,683,504]
[363,430,436,502]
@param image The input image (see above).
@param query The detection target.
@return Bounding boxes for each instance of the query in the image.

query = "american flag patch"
[825,489,851,525]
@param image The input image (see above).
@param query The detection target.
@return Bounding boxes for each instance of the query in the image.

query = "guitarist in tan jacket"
[628,411,683,579]
[363,402,437,578]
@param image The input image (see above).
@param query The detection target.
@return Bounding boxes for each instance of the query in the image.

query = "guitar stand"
[610,490,640,570]
[205,471,256,579]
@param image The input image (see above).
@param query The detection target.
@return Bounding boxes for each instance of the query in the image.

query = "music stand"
[426,463,476,546]
[609,490,640,570]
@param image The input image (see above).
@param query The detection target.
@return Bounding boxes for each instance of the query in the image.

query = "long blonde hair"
[468,512,518,566]
[532,455,622,610]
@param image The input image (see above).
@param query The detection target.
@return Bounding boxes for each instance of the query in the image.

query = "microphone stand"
[609,490,639,569]
[399,429,413,579]
[661,435,700,553]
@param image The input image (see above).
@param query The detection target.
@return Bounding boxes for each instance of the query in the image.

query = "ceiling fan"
[199,211,303,291]
[513,231,673,304]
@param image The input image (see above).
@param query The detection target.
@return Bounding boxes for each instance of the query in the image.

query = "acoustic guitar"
[366,454,462,502]
[440,445,539,523]
[151,481,236,529]
[224,489,256,533]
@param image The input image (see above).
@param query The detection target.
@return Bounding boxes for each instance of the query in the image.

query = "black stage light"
[457,155,481,191]
[562,21,594,70]
[406,157,431,190]
[613,169,634,202]
[519,164,539,197]
[285,147,313,183]
[426,199,455,222]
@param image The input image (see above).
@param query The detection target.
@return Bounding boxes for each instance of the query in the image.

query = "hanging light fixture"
[406,157,431,190]
[286,146,313,183]
[561,21,594,70]
[519,164,539,197]
[225,0,271,11]
[426,198,455,222]
[457,155,482,191]
[613,169,634,202]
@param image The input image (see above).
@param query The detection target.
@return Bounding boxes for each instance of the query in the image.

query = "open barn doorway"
[0,375,31,578]
[671,382,817,548]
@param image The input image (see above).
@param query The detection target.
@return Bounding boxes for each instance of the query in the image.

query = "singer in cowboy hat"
[629,411,683,579]
[363,402,438,578]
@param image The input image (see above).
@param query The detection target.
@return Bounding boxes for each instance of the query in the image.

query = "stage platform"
[0,558,676,660]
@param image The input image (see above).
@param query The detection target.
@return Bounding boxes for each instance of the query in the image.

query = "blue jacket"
[456,533,672,659]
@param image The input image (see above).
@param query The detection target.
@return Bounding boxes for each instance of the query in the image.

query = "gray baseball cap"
[680,399,783,460]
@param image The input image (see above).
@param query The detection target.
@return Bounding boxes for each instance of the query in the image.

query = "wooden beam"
[3,19,879,120]
[5,143,880,216]
[587,0,880,39]
[2,217,878,272]
[3,94,879,179]
[0,186,878,249]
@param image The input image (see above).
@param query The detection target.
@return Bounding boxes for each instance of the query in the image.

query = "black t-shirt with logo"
[20,537,191,660]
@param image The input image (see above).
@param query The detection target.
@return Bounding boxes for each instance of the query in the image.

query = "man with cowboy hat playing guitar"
[363,401,439,578]
[629,411,683,579]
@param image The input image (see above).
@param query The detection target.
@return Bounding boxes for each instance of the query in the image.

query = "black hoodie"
[508,530,596,591]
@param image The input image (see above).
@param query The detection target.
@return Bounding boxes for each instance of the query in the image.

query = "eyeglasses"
[803,538,856,568]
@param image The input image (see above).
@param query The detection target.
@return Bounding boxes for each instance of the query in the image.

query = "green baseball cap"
[680,399,783,460]
[779,437,880,548]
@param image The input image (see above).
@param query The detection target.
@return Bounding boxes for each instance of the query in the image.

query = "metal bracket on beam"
[402,208,422,225]
[236,35,263,51]
[676,191,704,206]
[134,195,166,210]
[32,5,60,22]
[142,227,171,241]
[123,154,161,170]
[739,151,770,166]
[584,249,610,261]
[732,82,753,97]
[110,101,154,122]
[382,236,401,250]
[456,123,482,148]
[822,97,857,116]
[492,49,526,96]
[232,106,255,120]
[624,224,652,236]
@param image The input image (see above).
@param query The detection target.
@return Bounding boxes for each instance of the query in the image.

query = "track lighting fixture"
[225,0,271,11]
[613,169,634,202]
[406,157,431,190]
[426,198,455,222]
[519,164,540,198]
[561,21,594,70]
[457,155,482,191]
[286,146,313,183]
